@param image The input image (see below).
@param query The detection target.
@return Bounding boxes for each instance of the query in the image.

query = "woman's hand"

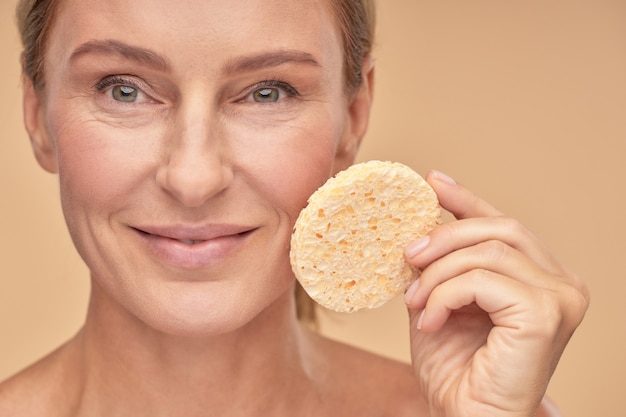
[404,171,589,417]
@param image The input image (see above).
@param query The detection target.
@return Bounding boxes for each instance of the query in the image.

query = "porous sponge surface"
[290,160,442,313]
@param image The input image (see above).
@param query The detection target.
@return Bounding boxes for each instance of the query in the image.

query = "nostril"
[156,153,233,207]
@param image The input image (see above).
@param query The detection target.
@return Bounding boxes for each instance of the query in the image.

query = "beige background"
[1,1,624,415]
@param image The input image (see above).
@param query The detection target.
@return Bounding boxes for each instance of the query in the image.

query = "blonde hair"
[16,0,375,94]
[16,0,60,90]
[15,0,377,324]
[329,0,376,95]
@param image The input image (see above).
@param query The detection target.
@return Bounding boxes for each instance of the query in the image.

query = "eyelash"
[95,75,141,92]
[251,80,299,97]
[93,76,299,103]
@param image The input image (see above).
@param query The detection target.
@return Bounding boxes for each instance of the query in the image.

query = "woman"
[0,0,588,415]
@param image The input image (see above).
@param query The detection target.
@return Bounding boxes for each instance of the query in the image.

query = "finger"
[405,216,566,278]
[418,267,587,343]
[417,269,541,333]
[406,239,553,310]
[426,170,502,219]
[415,269,563,412]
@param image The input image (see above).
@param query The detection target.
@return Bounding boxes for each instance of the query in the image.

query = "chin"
[126,279,296,339]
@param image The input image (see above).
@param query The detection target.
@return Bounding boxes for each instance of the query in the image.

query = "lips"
[177,239,206,245]
[133,224,256,269]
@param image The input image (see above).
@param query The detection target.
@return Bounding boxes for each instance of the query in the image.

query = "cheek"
[229,110,346,220]
[47,106,156,221]
[55,134,126,214]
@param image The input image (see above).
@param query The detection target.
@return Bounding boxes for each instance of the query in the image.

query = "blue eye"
[247,81,298,103]
[253,87,280,103]
[95,76,148,104]
[112,85,139,102]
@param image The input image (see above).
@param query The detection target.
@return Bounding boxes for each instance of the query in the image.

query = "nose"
[156,106,233,207]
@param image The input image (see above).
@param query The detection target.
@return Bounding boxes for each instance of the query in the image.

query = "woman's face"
[25,0,372,335]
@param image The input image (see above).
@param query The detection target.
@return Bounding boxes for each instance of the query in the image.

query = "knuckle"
[561,283,590,325]
[526,290,564,337]
[536,283,589,336]
[552,270,590,324]
[481,239,508,263]
[431,220,456,243]
[468,267,492,284]
[569,272,591,306]
[499,215,529,237]
[428,282,446,301]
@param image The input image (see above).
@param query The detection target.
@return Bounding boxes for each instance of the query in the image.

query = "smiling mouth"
[133,226,255,243]
[172,232,253,246]
[177,239,206,245]
[132,226,256,269]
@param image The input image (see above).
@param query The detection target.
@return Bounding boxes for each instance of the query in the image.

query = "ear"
[333,55,375,174]
[23,75,58,173]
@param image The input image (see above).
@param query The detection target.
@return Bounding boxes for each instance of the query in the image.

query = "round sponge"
[290,160,442,313]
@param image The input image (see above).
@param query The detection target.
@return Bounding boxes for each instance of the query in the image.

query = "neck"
[71,280,321,416]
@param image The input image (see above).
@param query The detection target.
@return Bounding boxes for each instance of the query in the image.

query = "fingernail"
[404,279,420,304]
[416,310,425,330]
[431,170,456,185]
[405,236,430,258]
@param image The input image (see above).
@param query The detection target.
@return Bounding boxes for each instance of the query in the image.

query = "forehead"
[48,0,342,75]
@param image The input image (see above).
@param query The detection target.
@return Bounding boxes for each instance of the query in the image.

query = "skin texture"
[27,0,360,338]
[404,171,588,417]
[0,0,588,416]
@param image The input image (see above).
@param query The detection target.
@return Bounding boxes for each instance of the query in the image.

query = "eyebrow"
[69,39,170,72]
[221,50,321,75]
[69,40,320,75]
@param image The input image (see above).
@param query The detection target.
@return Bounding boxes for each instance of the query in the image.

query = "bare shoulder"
[0,343,79,417]
[305,328,428,417]
[305,330,564,417]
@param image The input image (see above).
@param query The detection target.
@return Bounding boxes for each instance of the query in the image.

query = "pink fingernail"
[405,236,430,258]
[404,279,420,304]
[416,310,425,330]
[431,170,456,185]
